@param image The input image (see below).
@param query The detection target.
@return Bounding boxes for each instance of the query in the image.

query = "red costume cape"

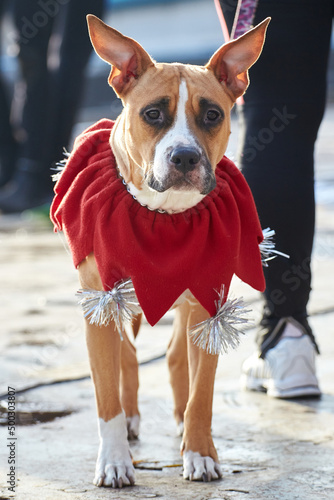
[50,119,265,326]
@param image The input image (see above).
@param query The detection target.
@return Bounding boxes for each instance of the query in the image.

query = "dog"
[50,15,270,488]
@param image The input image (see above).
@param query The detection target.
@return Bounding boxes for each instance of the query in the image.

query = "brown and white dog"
[76,15,270,488]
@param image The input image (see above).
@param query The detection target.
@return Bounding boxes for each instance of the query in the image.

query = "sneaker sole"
[241,374,321,399]
[266,384,321,399]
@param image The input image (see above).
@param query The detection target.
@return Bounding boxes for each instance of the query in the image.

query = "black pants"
[220,0,334,352]
[12,0,104,186]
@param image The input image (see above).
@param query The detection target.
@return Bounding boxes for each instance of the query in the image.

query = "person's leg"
[240,0,333,355]
[0,0,58,211]
[0,71,17,187]
[45,0,104,169]
[0,0,102,212]
[0,1,17,186]
[13,0,55,166]
[219,0,333,396]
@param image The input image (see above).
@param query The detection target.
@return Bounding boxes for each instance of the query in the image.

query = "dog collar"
[116,166,169,214]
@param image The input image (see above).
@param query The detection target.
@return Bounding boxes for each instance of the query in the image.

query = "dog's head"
[87,15,269,201]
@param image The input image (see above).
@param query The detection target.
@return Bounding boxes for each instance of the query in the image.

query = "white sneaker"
[240,334,321,398]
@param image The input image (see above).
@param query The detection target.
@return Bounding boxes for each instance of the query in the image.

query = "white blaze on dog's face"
[87,15,270,210]
[144,78,218,195]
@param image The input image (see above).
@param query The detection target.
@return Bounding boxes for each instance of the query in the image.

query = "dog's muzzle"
[148,146,216,195]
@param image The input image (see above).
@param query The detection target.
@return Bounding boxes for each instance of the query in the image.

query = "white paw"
[94,412,135,488]
[183,450,222,482]
[126,414,140,440]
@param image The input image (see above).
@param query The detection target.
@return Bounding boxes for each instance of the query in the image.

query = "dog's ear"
[87,15,154,96]
[206,18,270,100]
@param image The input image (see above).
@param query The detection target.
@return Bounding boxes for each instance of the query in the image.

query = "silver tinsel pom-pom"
[189,288,251,355]
[76,278,141,339]
[260,228,290,267]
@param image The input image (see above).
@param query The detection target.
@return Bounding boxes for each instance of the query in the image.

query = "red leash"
[213,0,230,42]
[214,0,259,41]
[213,0,259,105]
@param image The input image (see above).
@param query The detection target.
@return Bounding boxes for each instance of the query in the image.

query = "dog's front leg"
[181,302,222,482]
[79,255,135,488]
[85,321,135,487]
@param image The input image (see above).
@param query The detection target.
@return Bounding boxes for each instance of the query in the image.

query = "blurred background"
[0,0,332,141]
[0,0,225,134]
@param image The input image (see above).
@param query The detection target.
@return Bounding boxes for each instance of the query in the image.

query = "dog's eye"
[197,99,224,130]
[144,109,162,121]
[206,109,221,122]
[140,98,171,129]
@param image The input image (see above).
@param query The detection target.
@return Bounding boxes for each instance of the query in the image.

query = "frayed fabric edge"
[260,227,290,267]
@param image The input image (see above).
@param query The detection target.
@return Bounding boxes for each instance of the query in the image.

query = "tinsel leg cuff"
[76,278,141,339]
[189,287,251,355]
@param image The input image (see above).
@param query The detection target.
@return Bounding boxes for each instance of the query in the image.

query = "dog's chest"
[126,181,205,214]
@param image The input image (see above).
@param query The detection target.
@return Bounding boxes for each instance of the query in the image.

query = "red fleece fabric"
[50,119,265,326]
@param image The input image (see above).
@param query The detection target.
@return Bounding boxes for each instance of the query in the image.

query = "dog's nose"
[170,147,201,174]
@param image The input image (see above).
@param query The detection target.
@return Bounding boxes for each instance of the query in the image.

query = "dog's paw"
[183,450,222,482]
[94,412,135,488]
[126,414,140,440]
[94,462,135,488]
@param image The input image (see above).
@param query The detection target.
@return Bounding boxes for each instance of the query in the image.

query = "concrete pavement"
[0,104,334,499]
